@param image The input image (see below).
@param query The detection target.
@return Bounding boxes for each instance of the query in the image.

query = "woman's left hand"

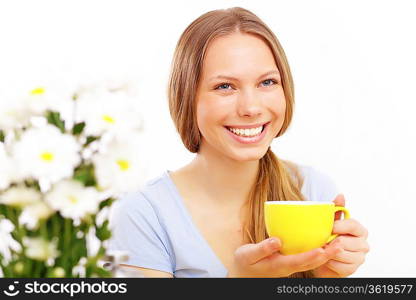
[312,194,370,277]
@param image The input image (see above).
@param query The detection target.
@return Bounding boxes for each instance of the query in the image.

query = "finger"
[323,237,344,256]
[325,260,358,277]
[275,245,341,273]
[330,236,370,253]
[333,194,345,207]
[332,194,345,220]
[254,240,342,276]
[333,219,368,238]
[298,238,344,271]
[331,249,366,265]
[235,238,281,265]
[255,248,325,275]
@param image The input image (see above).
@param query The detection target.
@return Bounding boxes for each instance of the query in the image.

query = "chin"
[229,148,269,162]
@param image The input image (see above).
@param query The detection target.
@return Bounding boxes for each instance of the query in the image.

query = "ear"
[333,194,346,220]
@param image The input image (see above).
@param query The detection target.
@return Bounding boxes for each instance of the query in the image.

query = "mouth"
[224,122,270,137]
[224,122,270,144]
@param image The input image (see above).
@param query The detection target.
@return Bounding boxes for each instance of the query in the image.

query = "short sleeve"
[300,166,339,202]
[108,191,174,274]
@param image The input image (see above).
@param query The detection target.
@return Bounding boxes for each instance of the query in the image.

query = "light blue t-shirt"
[108,165,339,277]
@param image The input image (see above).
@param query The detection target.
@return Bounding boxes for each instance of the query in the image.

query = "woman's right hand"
[228,237,342,277]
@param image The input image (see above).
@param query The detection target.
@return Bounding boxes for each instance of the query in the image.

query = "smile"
[227,125,263,137]
[224,122,270,144]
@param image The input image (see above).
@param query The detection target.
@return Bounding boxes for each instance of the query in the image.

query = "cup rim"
[265,200,334,205]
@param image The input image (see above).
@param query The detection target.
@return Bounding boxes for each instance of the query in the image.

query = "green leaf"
[96,220,112,241]
[46,111,65,133]
[0,130,4,143]
[99,197,115,210]
[72,122,85,135]
[73,164,97,187]
[85,136,99,147]
[97,245,106,257]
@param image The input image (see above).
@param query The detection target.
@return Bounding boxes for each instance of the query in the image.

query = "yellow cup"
[264,201,350,255]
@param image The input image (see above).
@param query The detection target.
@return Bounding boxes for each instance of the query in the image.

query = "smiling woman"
[194,32,286,159]
[108,6,369,278]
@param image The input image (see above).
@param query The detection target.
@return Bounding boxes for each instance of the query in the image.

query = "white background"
[1,0,415,277]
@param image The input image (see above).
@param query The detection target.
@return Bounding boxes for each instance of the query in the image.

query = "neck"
[187,145,260,207]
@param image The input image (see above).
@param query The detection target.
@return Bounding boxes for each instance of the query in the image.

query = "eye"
[215,83,232,90]
[261,79,278,87]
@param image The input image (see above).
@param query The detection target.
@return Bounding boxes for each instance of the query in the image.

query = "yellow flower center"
[102,114,115,124]
[68,195,78,204]
[40,151,54,162]
[117,159,130,171]
[30,87,46,95]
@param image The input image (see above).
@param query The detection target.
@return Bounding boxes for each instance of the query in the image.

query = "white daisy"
[0,218,22,262]
[0,81,74,130]
[12,125,81,183]
[0,186,42,208]
[23,237,59,261]
[22,85,73,118]
[45,180,101,221]
[92,133,147,195]
[0,96,31,131]
[72,257,87,277]
[19,201,54,230]
[0,144,13,190]
[86,227,100,257]
[75,89,143,137]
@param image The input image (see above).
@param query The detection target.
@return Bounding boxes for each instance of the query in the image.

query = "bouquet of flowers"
[0,79,146,277]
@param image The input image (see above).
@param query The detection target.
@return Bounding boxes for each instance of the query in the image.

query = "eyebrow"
[208,70,281,82]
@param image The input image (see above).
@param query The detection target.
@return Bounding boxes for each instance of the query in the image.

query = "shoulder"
[285,161,339,202]
[298,164,336,187]
[108,172,176,273]
[111,171,173,223]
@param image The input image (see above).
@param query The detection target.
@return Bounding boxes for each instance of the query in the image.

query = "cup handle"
[326,206,350,243]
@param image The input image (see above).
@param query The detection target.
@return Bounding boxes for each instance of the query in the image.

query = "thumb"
[333,193,346,220]
[235,237,281,265]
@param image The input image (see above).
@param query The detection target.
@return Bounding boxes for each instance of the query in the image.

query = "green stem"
[0,255,14,277]
[40,220,51,276]
[40,220,48,240]
[63,218,72,276]
[51,214,62,270]
[5,206,27,277]
[24,259,33,278]
[52,214,60,238]
[6,206,17,226]
[34,260,42,278]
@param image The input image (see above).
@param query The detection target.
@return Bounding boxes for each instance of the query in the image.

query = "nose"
[236,88,262,118]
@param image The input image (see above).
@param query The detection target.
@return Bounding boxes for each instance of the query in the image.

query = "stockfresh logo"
[3,281,20,297]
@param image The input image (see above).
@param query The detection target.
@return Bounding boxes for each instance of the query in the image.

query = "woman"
[109,7,369,278]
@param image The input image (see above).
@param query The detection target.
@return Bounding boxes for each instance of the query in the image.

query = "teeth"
[228,125,263,137]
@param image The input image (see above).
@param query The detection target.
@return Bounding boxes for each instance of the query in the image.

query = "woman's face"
[195,32,286,161]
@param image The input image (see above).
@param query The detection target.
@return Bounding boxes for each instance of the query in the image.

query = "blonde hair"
[168,7,312,278]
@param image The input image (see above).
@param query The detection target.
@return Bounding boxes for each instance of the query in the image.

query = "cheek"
[266,90,286,117]
[278,100,286,118]
[266,92,286,136]
[196,98,229,134]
